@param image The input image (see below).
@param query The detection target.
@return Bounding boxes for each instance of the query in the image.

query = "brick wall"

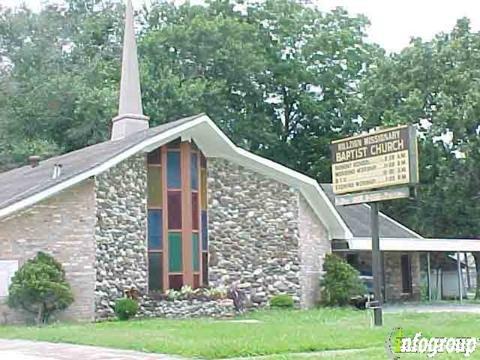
[298,196,330,308]
[0,180,96,324]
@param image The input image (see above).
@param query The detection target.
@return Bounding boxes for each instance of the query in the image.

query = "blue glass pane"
[201,210,208,251]
[167,151,181,189]
[191,153,199,190]
[148,209,163,250]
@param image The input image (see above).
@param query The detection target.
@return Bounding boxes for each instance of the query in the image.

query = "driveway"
[384,302,480,314]
[0,339,183,360]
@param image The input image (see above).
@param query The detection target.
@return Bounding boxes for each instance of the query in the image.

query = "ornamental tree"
[7,251,74,325]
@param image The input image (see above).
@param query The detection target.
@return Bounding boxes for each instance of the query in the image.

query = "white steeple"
[111,0,149,141]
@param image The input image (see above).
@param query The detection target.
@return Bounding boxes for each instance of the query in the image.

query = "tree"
[8,252,74,324]
[320,254,366,306]
[356,18,480,297]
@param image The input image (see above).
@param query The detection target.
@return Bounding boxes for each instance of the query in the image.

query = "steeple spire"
[111,0,149,141]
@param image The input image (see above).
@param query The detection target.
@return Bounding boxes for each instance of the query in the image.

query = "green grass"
[0,309,479,359]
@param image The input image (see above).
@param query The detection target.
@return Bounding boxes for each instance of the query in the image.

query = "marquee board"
[331,125,418,196]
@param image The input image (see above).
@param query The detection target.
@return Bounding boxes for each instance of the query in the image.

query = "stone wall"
[384,252,421,302]
[338,251,421,302]
[0,181,96,324]
[207,158,301,307]
[94,154,148,319]
[298,196,330,308]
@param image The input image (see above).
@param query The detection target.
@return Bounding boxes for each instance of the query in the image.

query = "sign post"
[331,125,419,327]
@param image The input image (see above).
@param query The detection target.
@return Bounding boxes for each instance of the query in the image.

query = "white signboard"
[0,260,19,297]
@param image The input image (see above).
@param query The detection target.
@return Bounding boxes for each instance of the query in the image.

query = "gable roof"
[320,183,422,239]
[0,114,352,241]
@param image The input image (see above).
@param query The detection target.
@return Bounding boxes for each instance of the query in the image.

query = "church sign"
[331,125,418,195]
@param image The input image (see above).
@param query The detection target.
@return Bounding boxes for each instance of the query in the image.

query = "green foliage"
[7,251,74,325]
[320,254,366,306]
[269,294,294,308]
[114,298,139,321]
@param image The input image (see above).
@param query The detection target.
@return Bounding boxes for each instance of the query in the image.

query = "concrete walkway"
[384,302,480,314]
[0,339,183,360]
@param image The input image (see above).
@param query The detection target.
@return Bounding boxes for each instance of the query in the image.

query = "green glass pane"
[168,232,182,272]
[148,167,162,207]
[192,233,200,271]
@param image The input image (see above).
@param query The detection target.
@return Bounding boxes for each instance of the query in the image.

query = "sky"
[1,0,480,52]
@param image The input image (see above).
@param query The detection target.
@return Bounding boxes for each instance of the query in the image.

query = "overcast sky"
[1,0,480,52]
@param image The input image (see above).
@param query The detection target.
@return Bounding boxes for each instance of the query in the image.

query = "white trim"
[0,115,352,240]
[348,237,480,252]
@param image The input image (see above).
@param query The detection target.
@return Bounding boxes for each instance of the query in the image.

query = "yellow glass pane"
[148,166,162,207]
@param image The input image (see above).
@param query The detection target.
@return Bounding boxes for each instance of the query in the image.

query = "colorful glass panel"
[193,274,200,289]
[167,151,181,188]
[169,274,183,290]
[168,232,182,272]
[191,153,199,190]
[147,149,161,164]
[201,210,208,251]
[192,233,200,271]
[200,153,207,168]
[147,167,162,207]
[200,168,207,209]
[168,191,182,229]
[202,253,208,286]
[148,252,163,291]
[192,193,199,230]
[148,210,162,250]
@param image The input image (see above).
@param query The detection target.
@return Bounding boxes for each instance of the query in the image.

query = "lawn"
[0,308,478,359]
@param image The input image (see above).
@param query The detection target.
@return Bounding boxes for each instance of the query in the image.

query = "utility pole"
[370,202,383,326]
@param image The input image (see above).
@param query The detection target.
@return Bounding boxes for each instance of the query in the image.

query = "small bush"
[270,294,294,308]
[114,298,139,320]
[8,251,74,325]
[320,254,366,306]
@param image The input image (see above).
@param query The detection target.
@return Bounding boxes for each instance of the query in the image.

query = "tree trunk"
[472,252,480,299]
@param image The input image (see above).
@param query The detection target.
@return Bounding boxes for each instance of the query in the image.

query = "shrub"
[114,298,139,320]
[320,254,366,306]
[270,294,294,308]
[8,251,74,325]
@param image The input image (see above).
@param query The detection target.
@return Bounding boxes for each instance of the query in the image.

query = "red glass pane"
[202,253,208,286]
[192,192,199,230]
[193,274,200,289]
[169,274,183,290]
[168,191,182,229]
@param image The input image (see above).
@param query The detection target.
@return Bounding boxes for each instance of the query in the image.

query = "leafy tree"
[8,252,74,324]
[320,254,366,306]
[356,18,480,297]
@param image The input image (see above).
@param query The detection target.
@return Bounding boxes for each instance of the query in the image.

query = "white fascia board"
[349,237,480,252]
[0,114,352,241]
[0,116,207,220]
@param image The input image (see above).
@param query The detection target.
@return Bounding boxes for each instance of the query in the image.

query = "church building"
[2,1,478,323]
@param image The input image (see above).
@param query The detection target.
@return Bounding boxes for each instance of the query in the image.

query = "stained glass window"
[168,232,182,272]
[168,191,182,229]
[200,168,207,209]
[169,274,183,290]
[192,193,199,230]
[148,253,163,291]
[202,253,208,286]
[167,151,181,188]
[191,153,198,190]
[147,167,162,207]
[148,209,162,250]
[192,233,200,271]
[201,210,208,251]
[147,149,161,164]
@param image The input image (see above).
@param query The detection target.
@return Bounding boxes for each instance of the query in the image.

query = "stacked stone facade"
[94,154,148,318]
[207,158,328,308]
[0,181,96,324]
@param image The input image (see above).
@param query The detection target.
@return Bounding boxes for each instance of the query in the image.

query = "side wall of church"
[0,180,96,324]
